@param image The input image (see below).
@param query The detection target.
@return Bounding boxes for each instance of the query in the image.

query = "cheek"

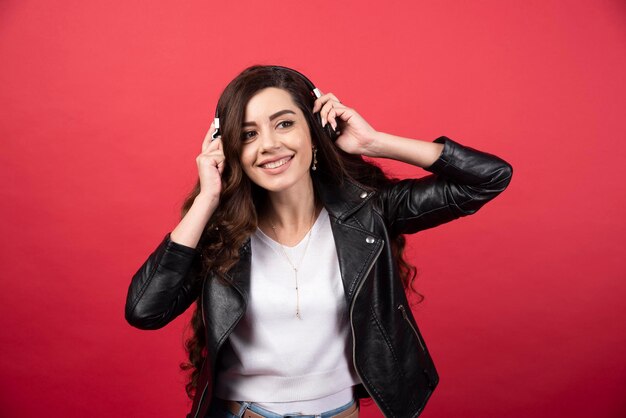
[239,147,257,177]
[295,128,314,156]
[239,146,254,166]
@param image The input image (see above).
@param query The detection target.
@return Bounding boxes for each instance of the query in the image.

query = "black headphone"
[211,65,339,142]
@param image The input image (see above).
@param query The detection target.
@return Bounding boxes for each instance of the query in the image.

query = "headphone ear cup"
[315,111,339,141]
[325,124,338,141]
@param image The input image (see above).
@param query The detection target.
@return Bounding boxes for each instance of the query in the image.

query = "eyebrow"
[242,109,296,127]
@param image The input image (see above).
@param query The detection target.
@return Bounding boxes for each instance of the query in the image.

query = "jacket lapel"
[317,178,384,302]
[328,221,384,301]
[223,178,383,306]
[228,239,252,300]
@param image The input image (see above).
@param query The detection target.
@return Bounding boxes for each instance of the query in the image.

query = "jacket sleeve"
[125,232,203,330]
[378,136,513,236]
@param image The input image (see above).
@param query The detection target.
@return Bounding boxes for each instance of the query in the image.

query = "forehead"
[244,87,301,119]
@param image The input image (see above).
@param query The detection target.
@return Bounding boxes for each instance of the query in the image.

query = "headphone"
[211,65,339,142]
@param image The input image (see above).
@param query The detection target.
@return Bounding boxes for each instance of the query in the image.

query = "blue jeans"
[206,398,357,418]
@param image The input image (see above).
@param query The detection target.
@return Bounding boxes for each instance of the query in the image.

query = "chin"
[250,171,312,194]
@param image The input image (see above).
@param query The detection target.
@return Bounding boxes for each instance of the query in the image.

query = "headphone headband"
[211,65,337,141]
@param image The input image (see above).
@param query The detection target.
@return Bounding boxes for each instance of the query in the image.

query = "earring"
[311,146,318,171]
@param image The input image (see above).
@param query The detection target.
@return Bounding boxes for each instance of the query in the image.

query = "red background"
[1,1,625,417]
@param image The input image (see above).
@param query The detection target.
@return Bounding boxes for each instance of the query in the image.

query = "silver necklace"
[269,207,317,320]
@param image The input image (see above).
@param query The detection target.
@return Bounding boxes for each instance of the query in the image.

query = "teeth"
[262,156,291,169]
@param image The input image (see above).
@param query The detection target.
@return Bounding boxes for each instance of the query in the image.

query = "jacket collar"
[238,176,374,255]
[230,176,379,300]
[316,176,375,222]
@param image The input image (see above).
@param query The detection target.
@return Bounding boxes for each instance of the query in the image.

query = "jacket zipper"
[397,304,426,351]
[193,274,247,418]
[193,277,209,418]
[193,380,208,418]
[398,303,438,399]
[349,240,385,414]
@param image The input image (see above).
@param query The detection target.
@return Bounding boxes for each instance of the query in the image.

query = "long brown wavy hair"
[178,65,424,400]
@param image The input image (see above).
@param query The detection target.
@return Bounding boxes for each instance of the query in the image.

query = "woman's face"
[239,87,314,194]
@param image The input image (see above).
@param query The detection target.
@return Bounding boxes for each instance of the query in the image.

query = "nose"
[258,127,281,153]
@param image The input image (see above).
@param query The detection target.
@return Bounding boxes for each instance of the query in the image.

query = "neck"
[260,177,320,235]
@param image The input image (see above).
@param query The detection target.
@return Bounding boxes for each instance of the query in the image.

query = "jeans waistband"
[216,398,358,418]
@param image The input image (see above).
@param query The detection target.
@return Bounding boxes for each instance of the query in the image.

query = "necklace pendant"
[269,207,317,324]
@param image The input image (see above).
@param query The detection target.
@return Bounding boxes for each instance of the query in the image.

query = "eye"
[277,120,294,129]
[242,130,257,142]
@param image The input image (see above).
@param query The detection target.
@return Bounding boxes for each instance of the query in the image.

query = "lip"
[257,154,294,167]
[258,155,293,174]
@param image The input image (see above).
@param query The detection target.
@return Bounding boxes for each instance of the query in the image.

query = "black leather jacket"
[125,136,513,418]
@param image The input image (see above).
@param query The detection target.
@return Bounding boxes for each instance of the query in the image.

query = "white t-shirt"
[214,207,361,414]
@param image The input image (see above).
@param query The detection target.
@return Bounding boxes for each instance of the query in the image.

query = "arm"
[376,135,513,235]
[125,233,203,330]
[312,93,513,234]
[366,131,445,167]
[126,124,224,330]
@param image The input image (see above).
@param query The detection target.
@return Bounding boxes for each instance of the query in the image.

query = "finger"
[321,104,332,127]
[205,150,225,165]
[207,152,224,165]
[331,104,351,122]
[320,100,345,127]
[328,108,337,130]
[312,89,325,113]
[328,106,347,130]
[312,92,341,113]
[329,104,353,129]
[210,136,223,151]
[313,96,329,113]
[204,136,222,155]
[197,152,225,174]
[202,121,216,153]
[213,153,226,175]
[325,92,341,103]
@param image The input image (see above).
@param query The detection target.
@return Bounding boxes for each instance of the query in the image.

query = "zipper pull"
[398,304,408,318]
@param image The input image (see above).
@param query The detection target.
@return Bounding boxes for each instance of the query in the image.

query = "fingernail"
[321,117,326,127]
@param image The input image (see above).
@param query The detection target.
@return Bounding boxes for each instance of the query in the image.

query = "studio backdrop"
[1,1,624,417]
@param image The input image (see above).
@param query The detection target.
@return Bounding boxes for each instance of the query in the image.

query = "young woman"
[125,65,513,418]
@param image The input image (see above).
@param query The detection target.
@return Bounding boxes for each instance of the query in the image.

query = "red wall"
[1,1,625,417]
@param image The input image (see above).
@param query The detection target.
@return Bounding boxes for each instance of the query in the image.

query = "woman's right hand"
[197,121,225,207]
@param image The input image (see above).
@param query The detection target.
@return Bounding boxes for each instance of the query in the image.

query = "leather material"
[125,136,513,418]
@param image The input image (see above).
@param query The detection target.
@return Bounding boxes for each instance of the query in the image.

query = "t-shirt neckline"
[255,207,328,249]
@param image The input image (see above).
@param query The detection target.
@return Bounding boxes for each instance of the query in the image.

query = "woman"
[125,65,513,418]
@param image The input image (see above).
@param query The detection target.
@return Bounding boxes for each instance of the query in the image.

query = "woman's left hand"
[312,92,379,157]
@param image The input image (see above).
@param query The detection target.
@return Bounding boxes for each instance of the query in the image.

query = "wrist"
[361,131,385,158]
[194,193,219,211]
[364,131,388,158]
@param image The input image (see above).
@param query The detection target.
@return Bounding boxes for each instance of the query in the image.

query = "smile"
[260,156,293,169]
